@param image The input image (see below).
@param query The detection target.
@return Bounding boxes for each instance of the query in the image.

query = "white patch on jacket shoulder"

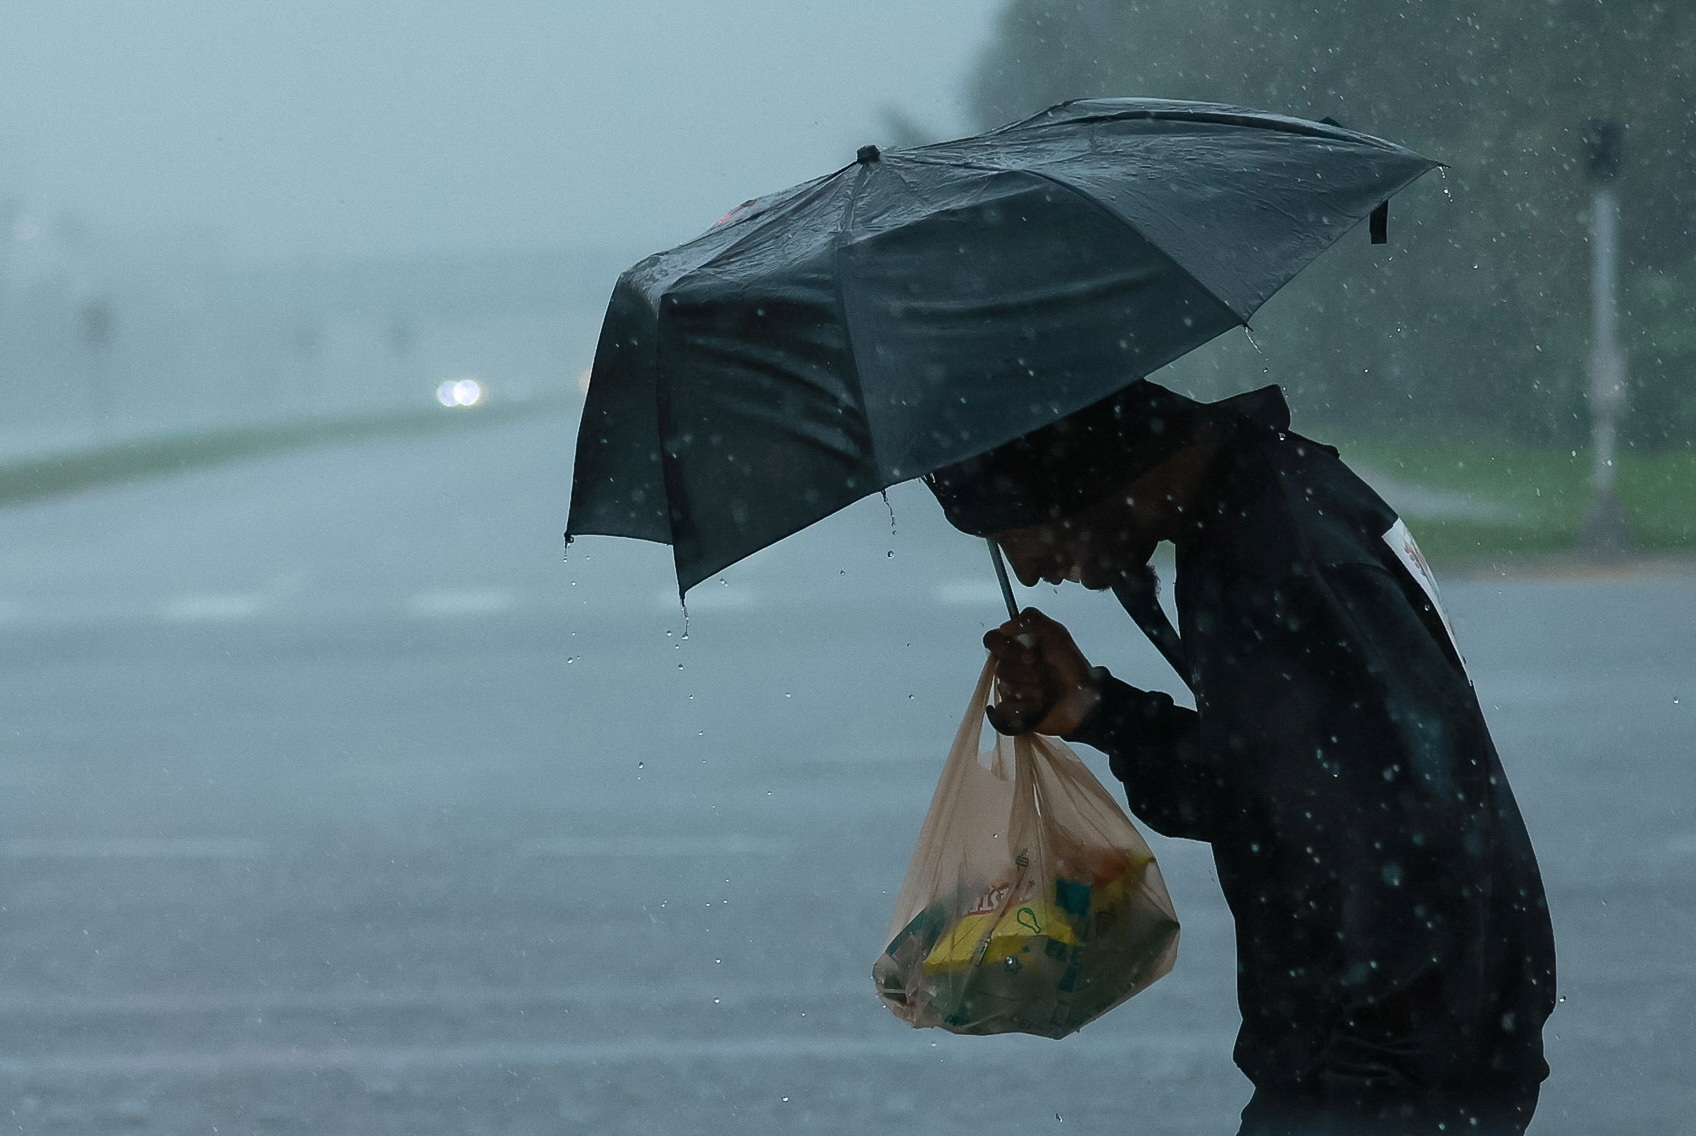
[1383,518,1469,679]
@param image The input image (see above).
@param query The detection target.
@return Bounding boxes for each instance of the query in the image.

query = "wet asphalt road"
[0,408,1690,1134]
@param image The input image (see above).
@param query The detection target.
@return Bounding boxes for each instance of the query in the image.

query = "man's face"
[989,438,1215,590]
[993,491,1162,591]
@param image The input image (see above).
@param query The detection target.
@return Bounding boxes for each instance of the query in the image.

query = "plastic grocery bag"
[874,656,1180,1038]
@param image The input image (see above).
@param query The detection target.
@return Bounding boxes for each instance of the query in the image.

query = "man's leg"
[1235,1080,1540,1136]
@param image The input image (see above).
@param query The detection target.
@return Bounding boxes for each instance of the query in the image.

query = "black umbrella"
[567,98,1438,596]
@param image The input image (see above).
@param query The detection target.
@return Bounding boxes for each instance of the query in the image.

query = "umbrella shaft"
[988,539,1019,621]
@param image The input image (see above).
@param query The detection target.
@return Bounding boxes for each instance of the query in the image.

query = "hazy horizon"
[0,1,1001,266]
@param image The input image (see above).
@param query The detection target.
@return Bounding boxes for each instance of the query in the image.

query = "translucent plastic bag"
[874,656,1180,1038]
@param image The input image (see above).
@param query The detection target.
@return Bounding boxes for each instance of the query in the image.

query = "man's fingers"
[995,675,1045,702]
[985,702,1033,737]
[982,629,1040,666]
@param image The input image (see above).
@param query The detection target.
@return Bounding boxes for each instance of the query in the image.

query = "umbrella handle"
[987,539,1020,623]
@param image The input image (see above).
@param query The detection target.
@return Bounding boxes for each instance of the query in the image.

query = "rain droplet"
[637,761,644,769]
[1242,326,1271,376]
[887,550,894,558]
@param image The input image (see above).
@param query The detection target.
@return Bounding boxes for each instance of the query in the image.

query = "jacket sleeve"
[1064,671,1217,843]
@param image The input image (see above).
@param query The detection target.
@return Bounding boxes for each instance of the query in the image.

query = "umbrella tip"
[856,144,881,164]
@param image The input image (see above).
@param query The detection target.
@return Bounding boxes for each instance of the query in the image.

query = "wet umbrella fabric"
[567,98,1438,593]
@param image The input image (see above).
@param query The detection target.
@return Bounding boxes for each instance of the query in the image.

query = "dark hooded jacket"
[1065,392,1556,1132]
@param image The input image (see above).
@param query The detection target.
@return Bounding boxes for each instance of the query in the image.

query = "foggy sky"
[0,0,999,263]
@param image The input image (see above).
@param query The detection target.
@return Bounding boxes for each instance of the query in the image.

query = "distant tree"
[966,0,1696,446]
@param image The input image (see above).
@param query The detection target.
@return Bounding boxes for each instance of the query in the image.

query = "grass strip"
[0,400,562,509]
[1334,436,1696,562]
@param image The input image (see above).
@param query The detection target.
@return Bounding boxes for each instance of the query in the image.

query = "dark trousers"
[1237,1080,1540,1136]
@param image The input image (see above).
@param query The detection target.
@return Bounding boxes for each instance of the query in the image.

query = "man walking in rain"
[926,380,1556,1136]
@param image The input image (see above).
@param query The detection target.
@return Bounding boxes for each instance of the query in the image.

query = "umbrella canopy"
[568,98,1438,594]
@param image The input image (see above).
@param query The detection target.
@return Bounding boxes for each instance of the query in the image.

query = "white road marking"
[1666,834,1696,857]
[2,838,265,860]
[0,770,63,789]
[407,589,516,617]
[158,594,265,622]
[932,579,1006,607]
[517,835,792,858]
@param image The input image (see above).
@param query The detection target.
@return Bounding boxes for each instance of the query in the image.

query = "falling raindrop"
[1242,326,1272,376]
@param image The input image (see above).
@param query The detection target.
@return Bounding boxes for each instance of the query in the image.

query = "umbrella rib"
[1015,167,1252,325]
[881,161,944,213]
[828,228,884,485]
[667,173,855,296]
[991,99,1415,153]
[898,152,1014,177]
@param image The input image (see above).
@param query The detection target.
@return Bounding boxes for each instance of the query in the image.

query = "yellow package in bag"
[874,656,1179,1038]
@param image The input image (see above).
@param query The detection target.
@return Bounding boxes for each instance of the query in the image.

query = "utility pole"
[1579,118,1632,553]
[79,295,117,442]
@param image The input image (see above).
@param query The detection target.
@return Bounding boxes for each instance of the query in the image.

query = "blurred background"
[0,3,1690,1134]
[2,1,1692,554]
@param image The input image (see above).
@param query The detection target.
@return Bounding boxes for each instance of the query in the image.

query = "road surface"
[0,409,1688,1133]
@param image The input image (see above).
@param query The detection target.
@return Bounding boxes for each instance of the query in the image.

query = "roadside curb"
[0,399,569,509]
[1446,552,1696,583]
